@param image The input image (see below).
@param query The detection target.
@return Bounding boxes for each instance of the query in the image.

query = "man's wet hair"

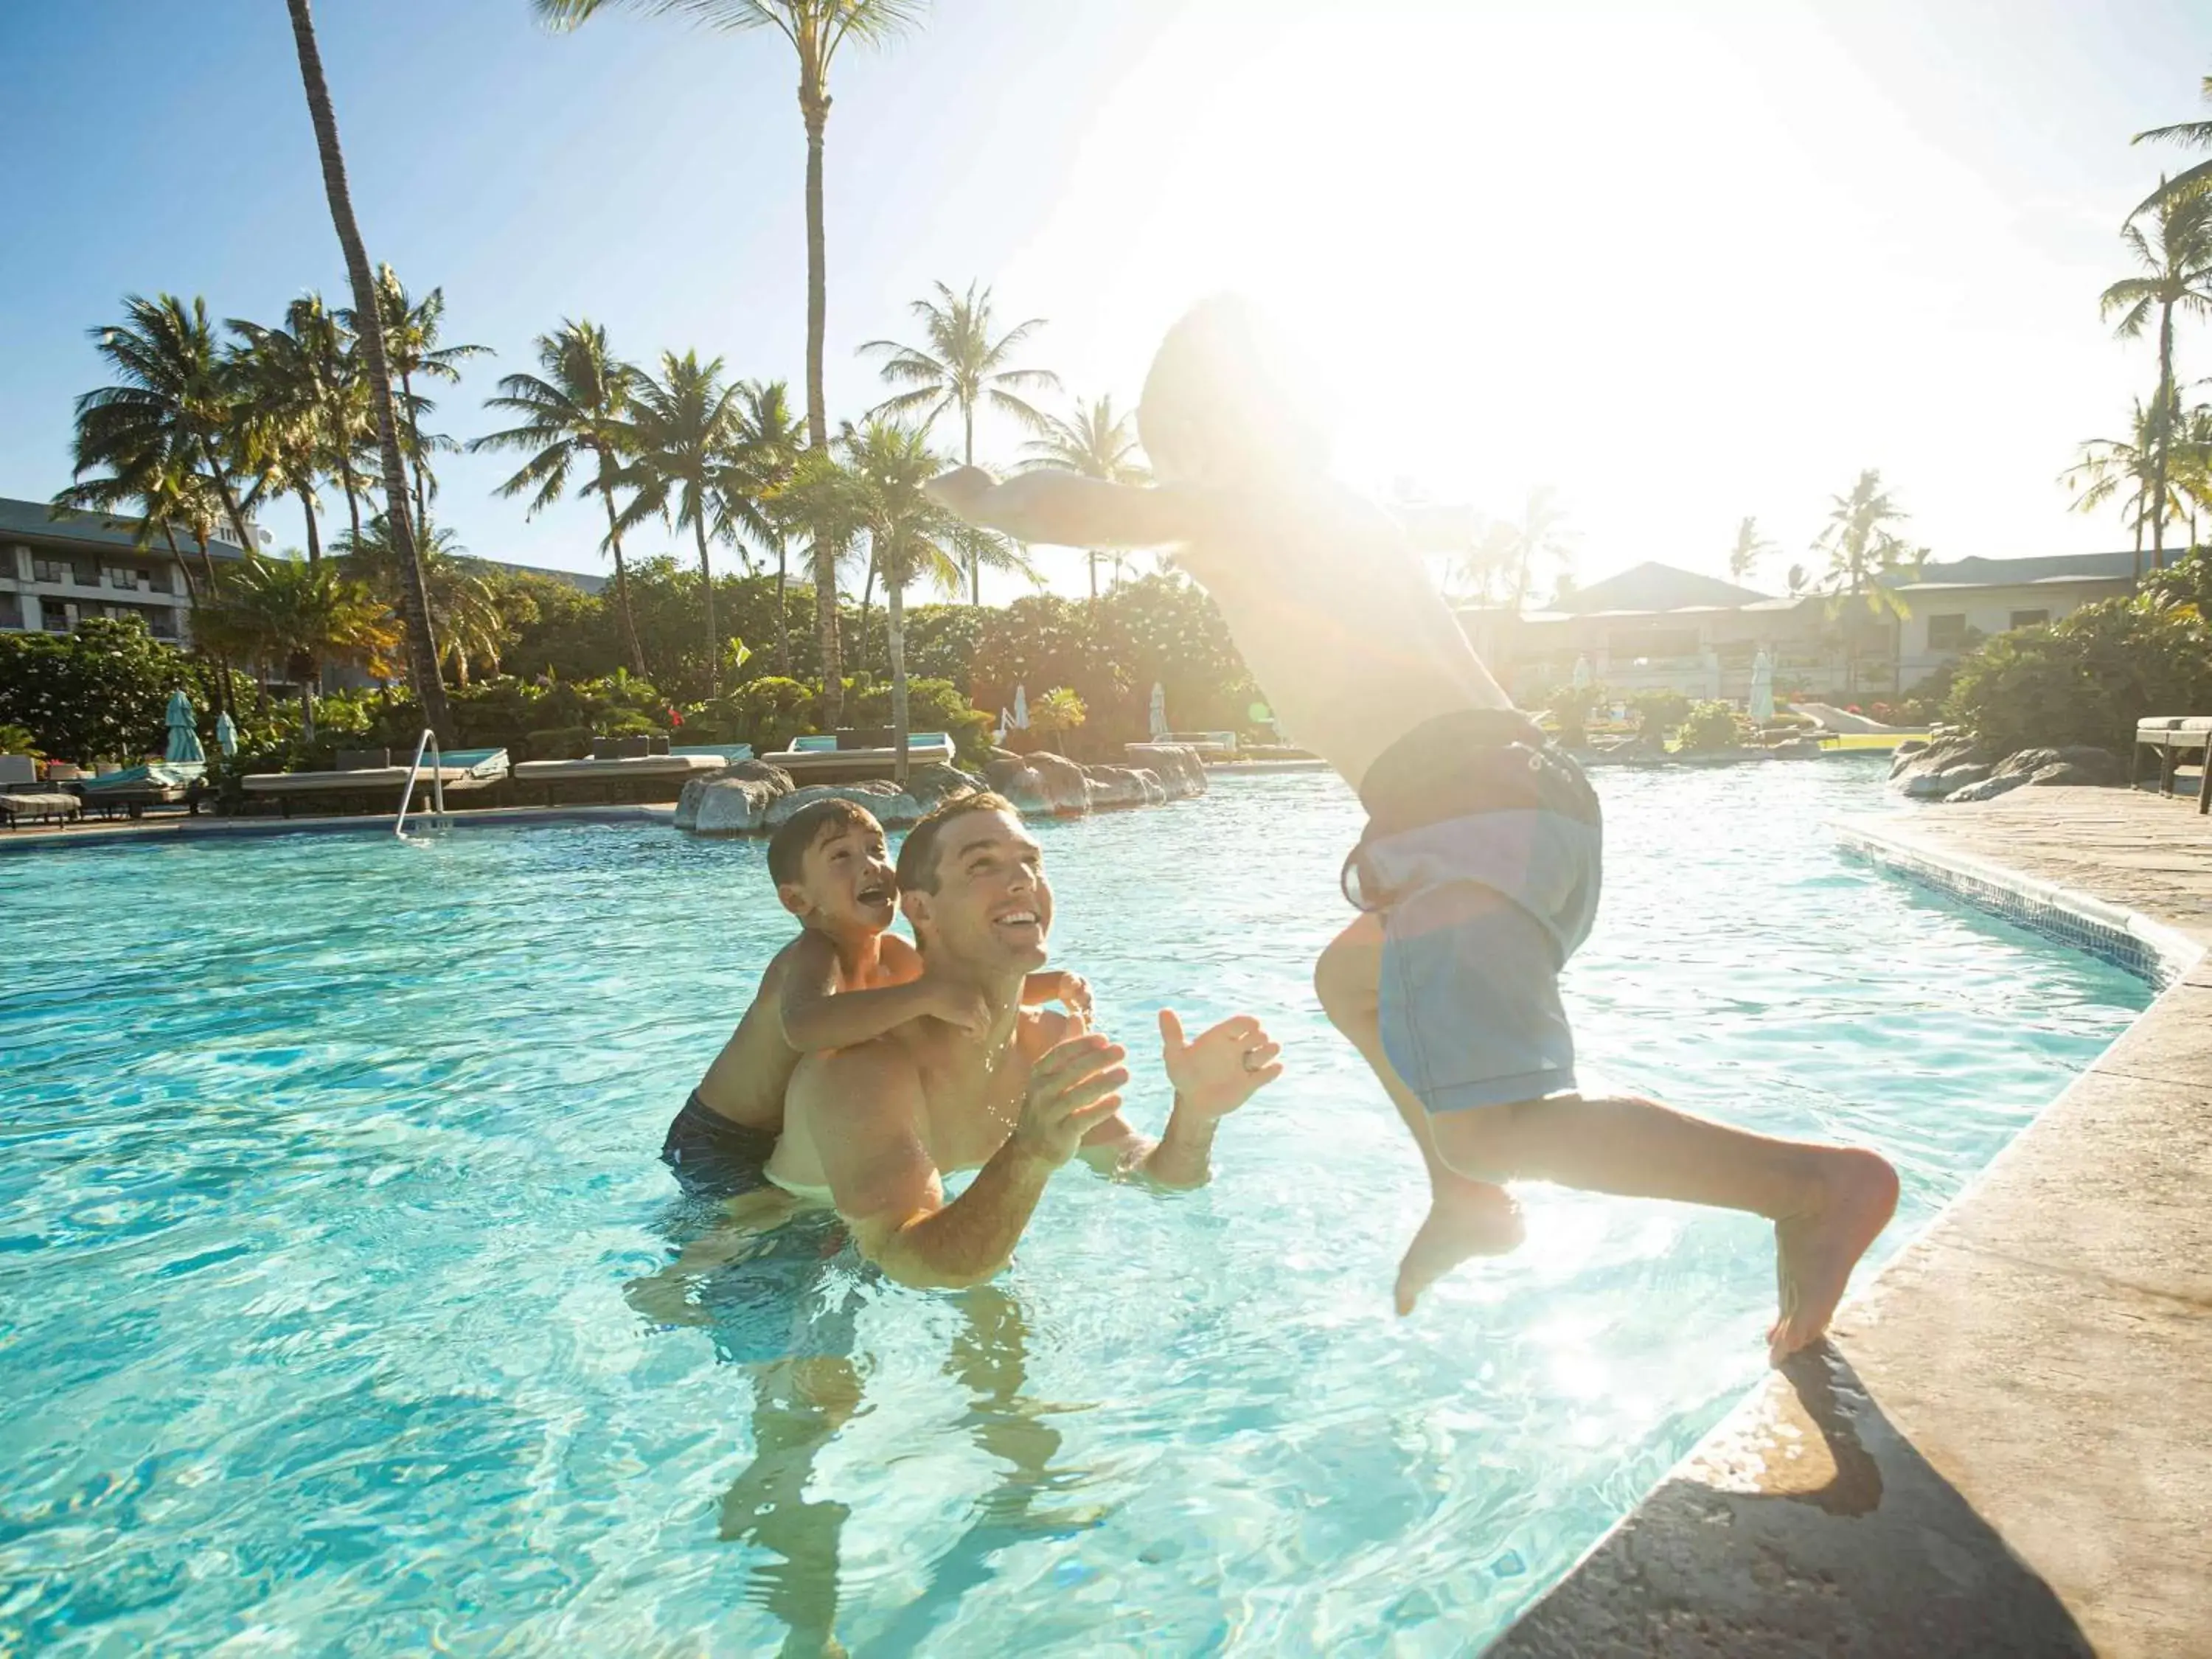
[894,790,1019,896]
[767,797,883,888]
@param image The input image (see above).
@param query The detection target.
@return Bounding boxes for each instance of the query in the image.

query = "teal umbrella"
[164,689,206,765]
[215,710,238,757]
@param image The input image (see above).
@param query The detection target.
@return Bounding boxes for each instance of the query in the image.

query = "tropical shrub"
[1627,688,1691,739]
[1540,682,1603,748]
[1945,596,2212,753]
[844,676,994,762]
[524,726,594,761]
[0,722,42,757]
[0,616,220,762]
[1677,700,1744,751]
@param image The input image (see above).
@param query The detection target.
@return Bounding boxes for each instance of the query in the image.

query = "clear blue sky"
[3,0,2209,600]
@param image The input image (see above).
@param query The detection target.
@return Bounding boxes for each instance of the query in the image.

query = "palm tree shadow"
[1490,1342,2094,1657]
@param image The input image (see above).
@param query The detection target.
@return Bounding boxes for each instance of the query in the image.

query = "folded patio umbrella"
[165,690,206,765]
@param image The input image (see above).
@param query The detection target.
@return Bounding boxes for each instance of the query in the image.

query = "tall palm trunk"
[859,550,877,676]
[296,487,321,566]
[773,541,792,674]
[963,405,980,605]
[800,69,844,723]
[599,479,648,676]
[286,0,451,742]
[692,512,720,698]
[2152,302,2176,571]
[401,364,431,531]
[161,524,230,726]
[197,437,256,552]
[886,563,910,787]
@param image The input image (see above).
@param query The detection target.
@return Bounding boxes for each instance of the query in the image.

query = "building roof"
[463,557,608,597]
[1894,551,2137,589]
[0,495,249,560]
[1552,561,1773,614]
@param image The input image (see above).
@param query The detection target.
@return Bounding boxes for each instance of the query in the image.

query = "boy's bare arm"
[927,466,1205,550]
[779,932,987,1051]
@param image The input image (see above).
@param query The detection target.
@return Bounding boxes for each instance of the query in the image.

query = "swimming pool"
[0,762,2150,1655]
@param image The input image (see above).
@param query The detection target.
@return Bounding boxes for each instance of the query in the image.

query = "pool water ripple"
[0,761,2147,1655]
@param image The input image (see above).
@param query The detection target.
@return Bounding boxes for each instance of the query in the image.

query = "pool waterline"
[0,764,2153,1655]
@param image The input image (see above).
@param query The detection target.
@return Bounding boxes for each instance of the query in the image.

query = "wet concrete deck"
[1492,787,2212,1658]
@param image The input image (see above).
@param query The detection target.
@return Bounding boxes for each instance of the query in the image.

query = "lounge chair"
[241,747,510,817]
[0,754,83,830]
[78,760,206,820]
[770,731,956,782]
[509,741,748,804]
[2135,716,2211,814]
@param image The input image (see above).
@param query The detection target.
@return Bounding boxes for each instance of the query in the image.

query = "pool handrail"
[394,728,448,835]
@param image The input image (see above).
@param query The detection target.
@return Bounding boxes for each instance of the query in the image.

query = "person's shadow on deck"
[1490,1343,2093,1658]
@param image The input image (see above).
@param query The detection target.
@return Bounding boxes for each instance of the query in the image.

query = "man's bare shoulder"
[790,1020,925,1099]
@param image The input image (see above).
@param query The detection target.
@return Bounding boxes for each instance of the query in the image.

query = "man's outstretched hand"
[1160,1009,1283,1120]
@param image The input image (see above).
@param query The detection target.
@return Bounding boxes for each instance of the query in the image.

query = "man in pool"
[925,298,1900,1363]
[765,790,1285,1287]
[661,796,1088,1199]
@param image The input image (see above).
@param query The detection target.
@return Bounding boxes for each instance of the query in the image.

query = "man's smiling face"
[904,805,1053,974]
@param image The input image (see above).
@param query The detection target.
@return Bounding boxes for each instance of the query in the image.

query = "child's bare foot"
[1395,1180,1524,1315]
[1767,1148,1900,1365]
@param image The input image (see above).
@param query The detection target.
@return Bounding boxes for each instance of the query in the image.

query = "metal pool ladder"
[394,727,450,836]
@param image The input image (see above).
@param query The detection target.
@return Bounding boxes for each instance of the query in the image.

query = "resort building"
[1458,552,2138,703]
[0,496,249,644]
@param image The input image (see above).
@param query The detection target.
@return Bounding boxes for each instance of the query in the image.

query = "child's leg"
[1315,914,1523,1314]
[1413,886,1899,1363]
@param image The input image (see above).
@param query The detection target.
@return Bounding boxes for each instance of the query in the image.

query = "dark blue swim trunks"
[660,1091,778,1200]
[1343,709,1603,1113]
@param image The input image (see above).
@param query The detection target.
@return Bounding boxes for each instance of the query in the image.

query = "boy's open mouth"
[857,882,894,907]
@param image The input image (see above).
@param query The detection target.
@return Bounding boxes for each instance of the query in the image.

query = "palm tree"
[616,350,745,695]
[861,280,1058,601]
[284,0,451,742]
[2130,72,2212,217]
[1725,515,1775,585]
[724,379,805,671]
[351,264,491,531]
[69,294,257,555]
[1813,469,1919,695]
[1019,394,1148,599]
[840,420,968,783]
[195,556,397,737]
[1472,488,1574,615]
[335,516,512,689]
[228,313,338,564]
[2098,187,2212,569]
[471,320,650,674]
[2063,403,2162,575]
[534,0,925,712]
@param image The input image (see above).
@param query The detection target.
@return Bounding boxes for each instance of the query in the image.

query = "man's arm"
[927,467,1206,550]
[1076,1010,1284,1191]
[804,1031,1131,1290]
[779,933,987,1051]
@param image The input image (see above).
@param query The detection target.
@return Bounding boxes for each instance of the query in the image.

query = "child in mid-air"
[661,796,1088,1197]
[928,299,1899,1365]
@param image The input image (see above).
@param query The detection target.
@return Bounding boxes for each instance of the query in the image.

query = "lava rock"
[762,781,923,830]
[1082,765,1167,810]
[1026,751,1093,815]
[1891,734,1992,786]
[1902,762,1993,799]
[1121,742,1209,799]
[982,755,1049,815]
[1943,773,2033,804]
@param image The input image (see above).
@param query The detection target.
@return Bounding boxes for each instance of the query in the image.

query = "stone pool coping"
[0,802,675,852]
[1492,794,2212,1659]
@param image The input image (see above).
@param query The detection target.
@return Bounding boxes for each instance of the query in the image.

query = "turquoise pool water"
[0,762,2150,1655]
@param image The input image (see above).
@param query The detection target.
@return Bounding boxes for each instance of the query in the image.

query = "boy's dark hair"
[894,790,1018,896]
[767,797,883,888]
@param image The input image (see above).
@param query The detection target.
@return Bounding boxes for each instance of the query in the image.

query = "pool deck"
[1492,787,2212,1659]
